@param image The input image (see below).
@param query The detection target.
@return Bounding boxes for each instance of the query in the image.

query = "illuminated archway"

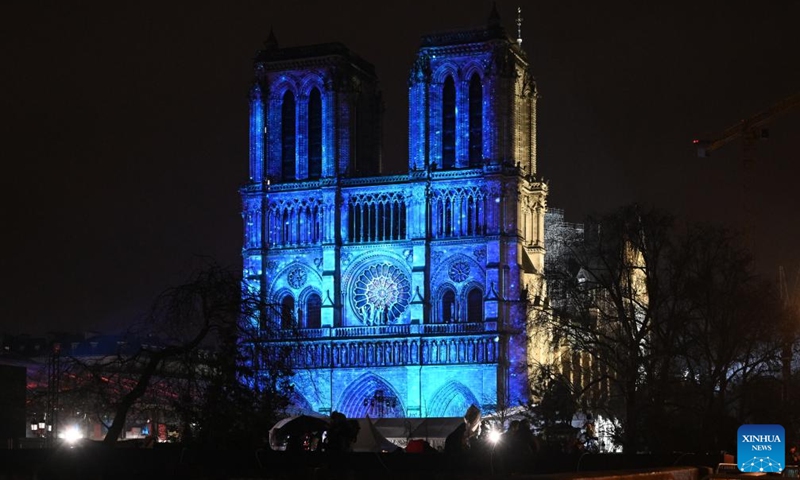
[428,381,479,417]
[337,373,404,418]
[285,391,315,416]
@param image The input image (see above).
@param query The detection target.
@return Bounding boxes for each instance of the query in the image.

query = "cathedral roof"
[419,3,518,50]
[254,42,376,76]
[420,24,512,48]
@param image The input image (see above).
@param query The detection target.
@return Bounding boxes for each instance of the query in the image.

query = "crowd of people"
[278,406,606,476]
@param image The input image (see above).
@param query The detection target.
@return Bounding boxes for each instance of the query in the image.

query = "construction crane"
[693,92,800,160]
[692,92,800,247]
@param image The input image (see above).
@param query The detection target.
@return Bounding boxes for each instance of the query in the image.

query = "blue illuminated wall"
[241,12,548,418]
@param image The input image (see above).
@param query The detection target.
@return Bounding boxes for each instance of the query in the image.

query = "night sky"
[2,1,799,335]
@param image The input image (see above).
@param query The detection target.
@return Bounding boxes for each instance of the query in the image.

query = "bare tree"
[62,264,293,446]
[536,205,782,453]
[536,205,681,451]
[673,225,781,452]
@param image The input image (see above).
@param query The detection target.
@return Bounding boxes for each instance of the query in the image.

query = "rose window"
[287,267,307,289]
[448,261,471,283]
[353,263,411,324]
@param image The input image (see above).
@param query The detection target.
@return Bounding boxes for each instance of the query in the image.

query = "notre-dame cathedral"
[240,6,550,418]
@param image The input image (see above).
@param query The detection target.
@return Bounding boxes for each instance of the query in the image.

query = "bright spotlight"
[488,429,502,444]
[62,425,83,445]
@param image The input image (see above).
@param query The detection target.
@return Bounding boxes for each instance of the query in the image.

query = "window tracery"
[352,263,411,325]
[243,205,261,249]
[430,186,486,238]
[442,76,456,169]
[308,87,322,179]
[265,197,323,247]
[281,91,296,181]
[448,261,471,283]
[468,73,483,166]
[287,267,307,289]
[347,192,407,243]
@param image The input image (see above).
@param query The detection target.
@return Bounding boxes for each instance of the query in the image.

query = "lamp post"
[30,416,48,444]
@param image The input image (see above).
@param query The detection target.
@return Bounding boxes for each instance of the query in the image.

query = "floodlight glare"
[62,426,83,445]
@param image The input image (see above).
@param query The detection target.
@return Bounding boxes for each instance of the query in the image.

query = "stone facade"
[241,11,548,418]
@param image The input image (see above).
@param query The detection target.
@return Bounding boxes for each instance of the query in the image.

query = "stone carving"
[409,53,431,83]
[287,267,307,289]
[448,261,471,283]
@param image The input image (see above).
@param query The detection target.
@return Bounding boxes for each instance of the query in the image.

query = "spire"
[516,6,523,46]
[487,1,501,28]
[264,27,279,50]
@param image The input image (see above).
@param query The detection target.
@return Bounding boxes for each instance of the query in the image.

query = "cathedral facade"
[240,11,548,418]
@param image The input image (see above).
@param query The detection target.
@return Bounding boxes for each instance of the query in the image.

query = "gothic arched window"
[308,88,322,180]
[444,198,453,237]
[468,73,483,167]
[280,295,295,329]
[355,92,369,176]
[281,91,296,181]
[281,209,290,245]
[442,76,456,170]
[306,293,321,329]
[467,287,483,322]
[442,289,456,323]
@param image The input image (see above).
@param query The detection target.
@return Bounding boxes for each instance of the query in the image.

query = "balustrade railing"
[430,168,482,180]
[333,324,411,338]
[295,328,328,338]
[278,321,496,340]
[268,333,499,370]
[422,322,486,334]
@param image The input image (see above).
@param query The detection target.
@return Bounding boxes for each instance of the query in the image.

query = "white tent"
[352,416,401,453]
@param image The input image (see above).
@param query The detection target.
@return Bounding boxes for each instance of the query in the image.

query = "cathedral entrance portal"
[362,389,401,418]
[428,381,479,417]
[337,374,405,418]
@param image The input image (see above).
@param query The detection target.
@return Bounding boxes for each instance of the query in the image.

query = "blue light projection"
[241,17,547,418]
[248,84,264,183]
[352,263,411,325]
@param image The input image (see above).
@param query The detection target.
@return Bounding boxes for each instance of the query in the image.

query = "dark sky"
[2,1,799,335]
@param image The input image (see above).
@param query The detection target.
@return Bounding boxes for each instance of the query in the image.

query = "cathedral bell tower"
[247,34,383,184]
[407,5,547,408]
[242,34,385,333]
[408,5,538,177]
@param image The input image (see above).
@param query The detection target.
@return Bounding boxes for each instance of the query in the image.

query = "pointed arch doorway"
[337,373,405,418]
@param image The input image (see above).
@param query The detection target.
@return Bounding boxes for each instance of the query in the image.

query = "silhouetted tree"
[671,225,782,452]
[534,204,781,453]
[536,205,680,452]
[63,263,294,446]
